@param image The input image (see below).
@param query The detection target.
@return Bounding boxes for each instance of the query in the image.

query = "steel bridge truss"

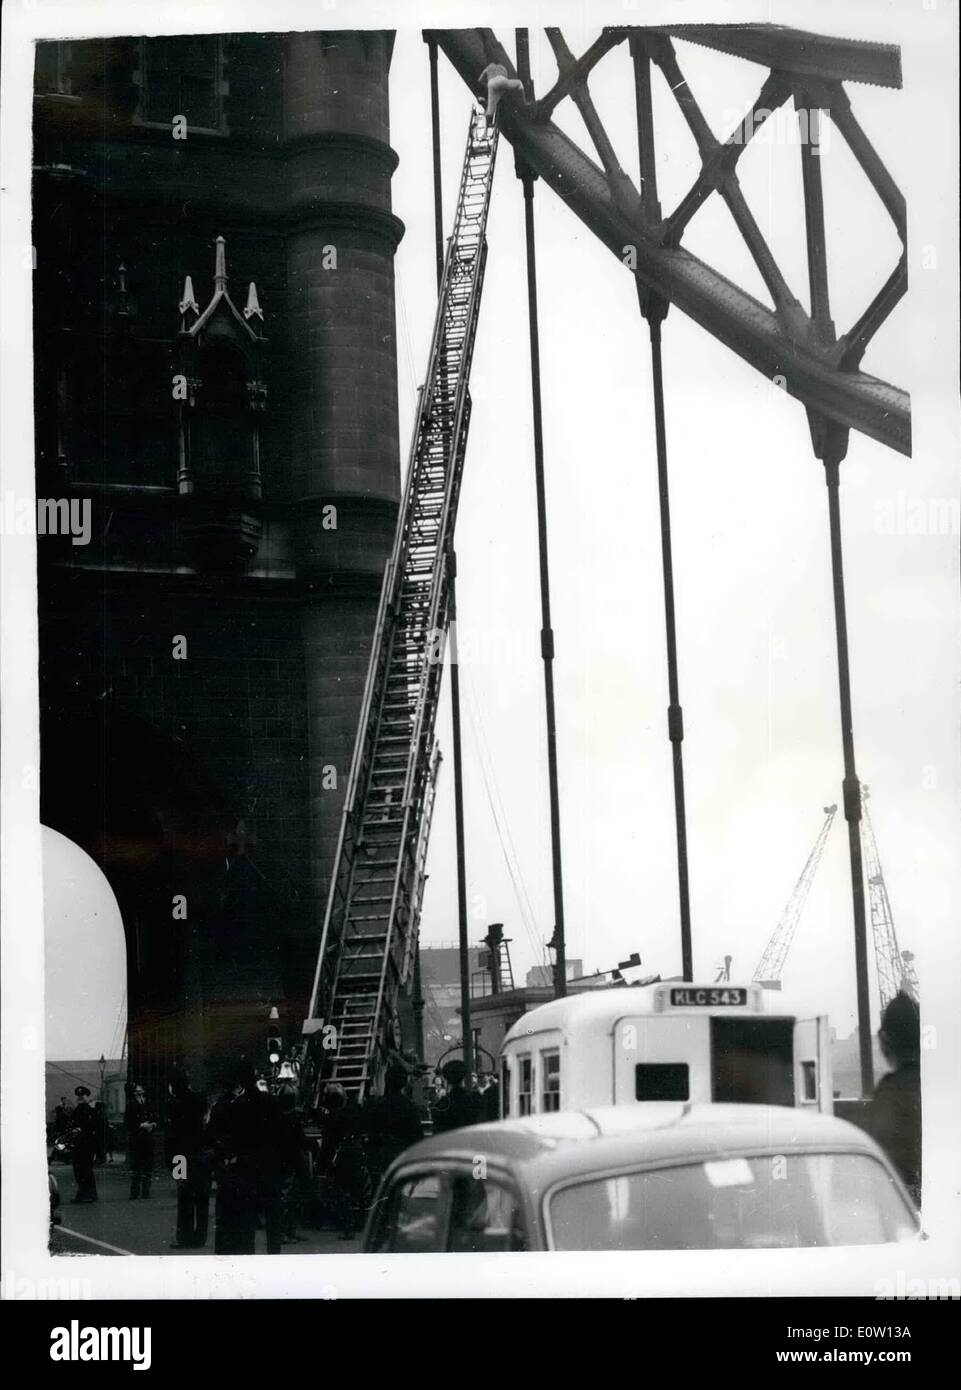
[434,24,910,457]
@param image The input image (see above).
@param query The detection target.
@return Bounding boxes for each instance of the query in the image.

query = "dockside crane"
[861,785,919,1007]
[300,109,499,1103]
[753,805,838,989]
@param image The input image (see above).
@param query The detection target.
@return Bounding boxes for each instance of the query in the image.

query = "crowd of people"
[48,1055,500,1252]
[49,997,921,1254]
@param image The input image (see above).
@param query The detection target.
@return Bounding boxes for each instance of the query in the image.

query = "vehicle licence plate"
[669,987,748,1007]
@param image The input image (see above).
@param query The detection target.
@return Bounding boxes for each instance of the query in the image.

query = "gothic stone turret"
[175,235,267,570]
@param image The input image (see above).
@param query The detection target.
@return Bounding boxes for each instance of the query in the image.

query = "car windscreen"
[548,1152,919,1251]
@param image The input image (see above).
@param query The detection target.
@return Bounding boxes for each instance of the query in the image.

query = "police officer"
[165,1067,210,1248]
[364,1064,424,1202]
[125,1083,157,1199]
[483,1074,501,1123]
[52,1096,71,1136]
[93,1101,109,1165]
[319,1083,371,1241]
[268,1084,313,1250]
[206,1059,285,1254]
[866,991,922,1206]
[430,1060,486,1134]
[70,1086,98,1203]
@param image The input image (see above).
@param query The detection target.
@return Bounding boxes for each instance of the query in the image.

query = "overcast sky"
[386,6,960,1038]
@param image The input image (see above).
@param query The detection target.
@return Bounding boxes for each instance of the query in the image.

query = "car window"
[374,1172,449,1253]
[548,1153,918,1251]
[448,1175,527,1252]
[808,1153,918,1247]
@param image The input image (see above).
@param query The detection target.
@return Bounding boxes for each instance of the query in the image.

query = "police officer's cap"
[74,1085,91,1098]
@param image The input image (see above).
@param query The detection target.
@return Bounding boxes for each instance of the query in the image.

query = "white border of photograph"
[2,0,959,1302]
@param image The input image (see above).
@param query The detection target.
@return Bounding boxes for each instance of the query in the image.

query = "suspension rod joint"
[842,776,862,824]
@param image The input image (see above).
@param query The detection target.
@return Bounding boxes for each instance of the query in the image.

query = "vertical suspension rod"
[647,310,693,981]
[632,34,692,979]
[519,165,567,998]
[822,431,873,1095]
[517,30,567,998]
[798,92,872,1093]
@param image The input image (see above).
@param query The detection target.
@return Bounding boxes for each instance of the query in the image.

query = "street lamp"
[98,1053,106,1097]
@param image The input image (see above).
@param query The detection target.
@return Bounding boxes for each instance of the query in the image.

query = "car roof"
[390,1104,888,1186]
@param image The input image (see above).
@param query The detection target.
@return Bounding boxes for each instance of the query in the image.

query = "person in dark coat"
[205,1078,254,1255]
[266,1085,313,1250]
[165,1067,210,1248]
[403,1051,433,1128]
[430,1060,486,1134]
[865,991,922,1206]
[125,1084,157,1198]
[53,1097,72,1136]
[49,1171,62,1231]
[206,1060,286,1254]
[69,1086,98,1203]
[319,1083,371,1240]
[93,1102,109,1165]
[483,1076,501,1123]
[365,1065,424,1204]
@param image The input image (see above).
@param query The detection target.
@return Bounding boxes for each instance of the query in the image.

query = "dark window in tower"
[189,342,254,495]
[140,36,224,132]
[68,344,174,490]
[35,41,74,96]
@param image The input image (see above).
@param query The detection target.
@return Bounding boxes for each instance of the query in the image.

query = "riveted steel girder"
[433,28,910,457]
[653,25,903,90]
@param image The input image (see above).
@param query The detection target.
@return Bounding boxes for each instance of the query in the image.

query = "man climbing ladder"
[478,62,526,126]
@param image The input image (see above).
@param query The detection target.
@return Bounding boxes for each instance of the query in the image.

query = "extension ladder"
[304,109,499,1101]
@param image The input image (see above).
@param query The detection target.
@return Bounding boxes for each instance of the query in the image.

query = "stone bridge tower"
[33,30,404,1091]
